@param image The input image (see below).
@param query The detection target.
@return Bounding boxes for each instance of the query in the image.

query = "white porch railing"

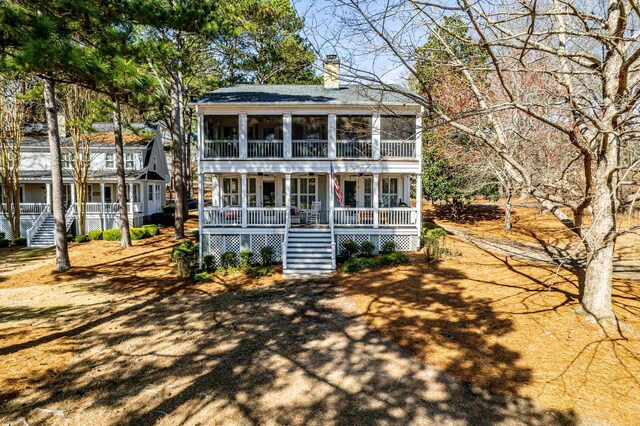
[292,140,328,158]
[204,140,239,158]
[334,208,374,226]
[65,203,76,230]
[19,203,48,214]
[381,140,416,158]
[247,207,286,226]
[82,202,143,215]
[202,207,243,226]
[26,204,50,246]
[336,140,372,158]
[379,208,417,226]
[248,140,283,158]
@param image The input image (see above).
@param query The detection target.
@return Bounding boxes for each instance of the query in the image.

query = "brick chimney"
[323,55,340,89]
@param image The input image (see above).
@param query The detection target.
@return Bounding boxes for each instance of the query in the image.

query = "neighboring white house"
[189,55,423,278]
[0,121,169,247]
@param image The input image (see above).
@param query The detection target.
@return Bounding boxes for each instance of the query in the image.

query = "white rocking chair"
[306,201,321,225]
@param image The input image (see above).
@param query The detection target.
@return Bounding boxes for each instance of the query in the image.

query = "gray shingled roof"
[19,170,145,180]
[190,84,420,106]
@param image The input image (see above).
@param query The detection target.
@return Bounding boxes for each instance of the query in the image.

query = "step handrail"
[26,204,50,247]
[65,203,76,231]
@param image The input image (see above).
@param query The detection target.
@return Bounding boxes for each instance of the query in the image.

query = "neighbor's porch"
[199,172,422,229]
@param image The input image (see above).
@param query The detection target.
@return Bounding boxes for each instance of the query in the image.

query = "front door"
[344,180,357,207]
[262,181,276,207]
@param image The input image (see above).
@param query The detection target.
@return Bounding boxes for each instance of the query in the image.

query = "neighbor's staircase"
[283,228,335,279]
[30,215,56,247]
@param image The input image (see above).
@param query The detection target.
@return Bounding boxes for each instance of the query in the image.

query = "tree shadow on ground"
[425,203,505,225]
[1,267,577,425]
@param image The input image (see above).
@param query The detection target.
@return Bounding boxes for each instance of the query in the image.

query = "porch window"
[337,115,372,158]
[105,153,115,168]
[364,177,372,208]
[248,178,257,207]
[298,177,316,210]
[155,184,161,201]
[61,153,74,169]
[292,116,328,158]
[381,177,399,207]
[132,185,140,202]
[381,115,415,140]
[148,184,153,201]
[289,178,298,207]
[125,153,134,169]
[222,177,239,207]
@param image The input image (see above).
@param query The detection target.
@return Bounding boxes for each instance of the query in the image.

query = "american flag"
[330,163,343,204]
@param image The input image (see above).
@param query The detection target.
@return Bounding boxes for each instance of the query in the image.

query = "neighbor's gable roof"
[190,84,421,107]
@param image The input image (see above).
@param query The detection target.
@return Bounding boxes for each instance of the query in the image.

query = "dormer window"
[61,153,74,169]
[105,153,115,168]
[152,156,157,171]
[125,153,134,169]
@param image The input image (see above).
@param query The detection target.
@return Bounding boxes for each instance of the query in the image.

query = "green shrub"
[422,221,441,231]
[171,241,198,278]
[215,266,240,276]
[423,228,448,261]
[341,240,359,259]
[0,232,5,240]
[13,237,27,246]
[380,241,396,255]
[260,246,274,265]
[103,229,121,241]
[141,224,159,237]
[246,265,275,278]
[221,251,237,268]
[239,250,254,269]
[129,228,147,240]
[0,239,9,248]
[88,230,103,241]
[66,233,73,242]
[74,234,89,243]
[190,229,199,242]
[192,271,212,283]
[340,252,409,273]
[202,254,216,272]
[359,240,375,257]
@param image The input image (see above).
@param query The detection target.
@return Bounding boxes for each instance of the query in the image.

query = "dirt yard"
[0,207,638,425]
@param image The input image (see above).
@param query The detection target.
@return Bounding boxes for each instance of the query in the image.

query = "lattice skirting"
[205,234,242,262]
[0,216,40,240]
[249,234,283,263]
[337,233,418,253]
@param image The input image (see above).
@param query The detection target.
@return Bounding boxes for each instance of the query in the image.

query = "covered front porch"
[199,172,422,229]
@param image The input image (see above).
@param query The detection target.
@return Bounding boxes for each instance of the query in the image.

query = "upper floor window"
[337,115,372,141]
[380,115,416,141]
[247,116,283,141]
[222,177,239,207]
[125,153,134,169]
[292,116,328,141]
[105,153,115,168]
[152,156,157,171]
[204,116,238,141]
[61,153,74,169]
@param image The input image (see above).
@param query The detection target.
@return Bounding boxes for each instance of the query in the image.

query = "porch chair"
[290,205,302,224]
[306,201,321,225]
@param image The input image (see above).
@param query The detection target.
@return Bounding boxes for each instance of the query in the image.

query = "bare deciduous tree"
[321,0,640,321]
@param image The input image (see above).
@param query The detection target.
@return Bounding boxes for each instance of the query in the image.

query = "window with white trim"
[364,177,372,208]
[125,153,134,169]
[298,177,316,210]
[381,177,399,207]
[148,184,153,201]
[154,184,160,201]
[152,156,157,171]
[61,153,74,169]
[248,178,257,207]
[105,153,115,168]
[222,177,239,207]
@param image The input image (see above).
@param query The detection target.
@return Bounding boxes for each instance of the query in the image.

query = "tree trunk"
[579,172,616,320]
[112,98,131,247]
[504,186,512,232]
[171,69,186,239]
[43,78,70,271]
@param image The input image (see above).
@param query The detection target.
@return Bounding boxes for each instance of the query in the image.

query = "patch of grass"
[340,252,409,273]
[246,265,275,278]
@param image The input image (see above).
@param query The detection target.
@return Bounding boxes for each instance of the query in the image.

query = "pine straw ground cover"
[335,236,640,425]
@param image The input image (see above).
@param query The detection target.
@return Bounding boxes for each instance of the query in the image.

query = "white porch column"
[372,113,381,160]
[416,173,423,231]
[128,183,133,215]
[70,182,76,205]
[416,113,423,160]
[46,182,52,205]
[100,182,105,230]
[241,173,247,227]
[197,113,204,268]
[328,113,337,160]
[239,113,248,159]
[285,173,291,218]
[373,173,379,228]
[283,113,292,159]
[198,173,205,229]
[403,175,411,205]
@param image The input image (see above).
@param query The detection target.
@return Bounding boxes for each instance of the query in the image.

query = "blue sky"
[293,0,419,85]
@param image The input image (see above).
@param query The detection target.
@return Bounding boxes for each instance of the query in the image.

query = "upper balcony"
[200,113,420,161]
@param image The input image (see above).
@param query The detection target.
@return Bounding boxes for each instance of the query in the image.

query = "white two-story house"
[0,121,169,247]
[190,56,423,277]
